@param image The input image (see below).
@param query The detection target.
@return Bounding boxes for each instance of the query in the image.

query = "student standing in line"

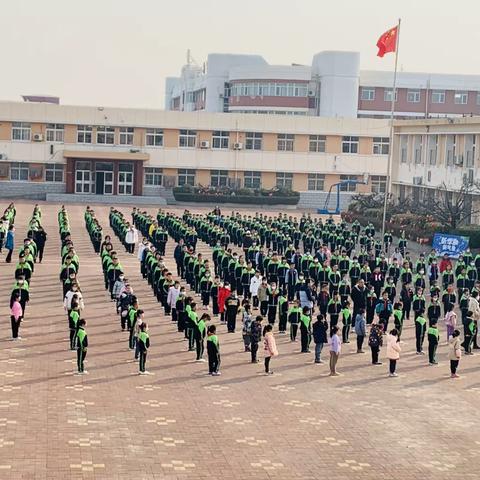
[138,322,150,375]
[448,329,462,378]
[76,319,88,375]
[10,293,23,340]
[463,311,476,355]
[194,313,209,362]
[354,308,366,353]
[329,326,341,376]
[427,319,440,365]
[5,225,15,263]
[250,315,262,364]
[415,309,427,355]
[386,328,401,377]
[312,314,328,364]
[263,324,278,375]
[368,323,383,366]
[207,324,221,376]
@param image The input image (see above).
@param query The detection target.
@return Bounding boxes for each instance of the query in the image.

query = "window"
[339,175,358,192]
[428,135,438,165]
[119,127,134,145]
[276,172,293,189]
[96,126,115,144]
[45,124,64,142]
[118,163,134,195]
[144,167,163,186]
[384,89,398,102]
[308,173,325,191]
[465,134,476,167]
[245,132,262,150]
[244,171,261,189]
[145,128,163,147]
[10,162,29,181]
[446,134,456,166]
[75,161,92,194]
[12,122,31,141]
[210,170,228,187]
[277,134,294,151]
[370,175,387,194]
[342,136,359,154]
[77,125,93,144]
[45,163,63,182]
[212,131,229,149]
[360,88,375,101]
[373,137,389,155]
[431,90,445,104]
[179,129,196,148]
[414,135,423,164]
[309,135,326,153]
[454,91,468,104]
[477,92,480,105]
[177,168,195,186]
[231,82,308,97]
[400,135,408,163]
[407,90,421,103]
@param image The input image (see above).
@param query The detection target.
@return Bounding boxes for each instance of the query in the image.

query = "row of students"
[58,207,88,374]
[85,208,151,375]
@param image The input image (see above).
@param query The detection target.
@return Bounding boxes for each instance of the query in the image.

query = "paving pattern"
[0,201,479,479]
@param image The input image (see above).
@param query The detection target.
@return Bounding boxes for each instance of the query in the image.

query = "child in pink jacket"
[386,328,401,377]
[10,293,23,340]
[263,324,278,375]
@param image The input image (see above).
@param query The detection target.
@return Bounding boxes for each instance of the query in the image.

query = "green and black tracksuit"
[427,326,439,364]
[128,307,138,350]
[288,306,301,341]
[278,296,288,333]
[415,315,426,353]
[69,309,80,350]
[207,334,220,373]
[300,313,311,352]
[341,308,351,344]
[76,327,88,373]
[138,331,150,373]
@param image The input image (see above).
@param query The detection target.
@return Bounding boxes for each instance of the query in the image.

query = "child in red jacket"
[217,282,231,323]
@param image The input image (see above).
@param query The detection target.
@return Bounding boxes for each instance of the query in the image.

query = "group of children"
[58,207,88,374]
[85,207,151,374]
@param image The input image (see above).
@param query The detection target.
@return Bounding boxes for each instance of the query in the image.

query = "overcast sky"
[3,0,479,109]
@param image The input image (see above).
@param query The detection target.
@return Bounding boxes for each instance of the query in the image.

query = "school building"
[391,116,480,223]
[0,99,390,207]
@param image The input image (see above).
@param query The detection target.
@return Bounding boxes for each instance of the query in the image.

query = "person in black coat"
[312,314,328,363]
[34,226,47,263]
[351,279,367,326]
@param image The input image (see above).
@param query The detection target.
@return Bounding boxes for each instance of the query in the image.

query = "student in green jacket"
[194,312,209,362]
[427,319,440,365]
[415,309,427,355]
[278,293,288,334]
[138,323,150,375]
[393,302,404,341]
[341,301,352,344]
[463,311,476,355]
[207,324,221,375]
[76,319,88,375]
[69,304,80,351]
[288,299,302,342]
[299,306,312,353]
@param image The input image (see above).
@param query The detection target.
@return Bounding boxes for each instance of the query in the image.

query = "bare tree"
[423,182,480,229]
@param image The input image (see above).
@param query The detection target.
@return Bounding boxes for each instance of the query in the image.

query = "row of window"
[399,134,477,167]
[230,82,309,98]
[145,168,386,192]
[360,87,478,105]
[7,163,64,182]
[231,110,308,115]
[9,123,390,154]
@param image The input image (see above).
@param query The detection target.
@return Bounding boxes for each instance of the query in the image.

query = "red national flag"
[376,26,398,57]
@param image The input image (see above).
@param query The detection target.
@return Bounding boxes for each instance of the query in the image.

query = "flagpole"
[381,18,401,242]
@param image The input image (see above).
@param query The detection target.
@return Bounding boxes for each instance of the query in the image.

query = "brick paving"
[0,201,479,480]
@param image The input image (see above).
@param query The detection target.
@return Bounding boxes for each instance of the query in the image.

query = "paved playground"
[0,202,479,480]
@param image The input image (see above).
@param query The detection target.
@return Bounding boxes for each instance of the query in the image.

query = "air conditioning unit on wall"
[413,176,423,185]
[33,133,43,142]
[200,140,210,149]
[233,142,243,150]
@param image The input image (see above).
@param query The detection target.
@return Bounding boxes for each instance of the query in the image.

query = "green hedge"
[449,227,480,249]
[173,192,299,205]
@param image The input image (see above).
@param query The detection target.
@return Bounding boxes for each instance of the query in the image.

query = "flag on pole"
[376,26,398,57]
